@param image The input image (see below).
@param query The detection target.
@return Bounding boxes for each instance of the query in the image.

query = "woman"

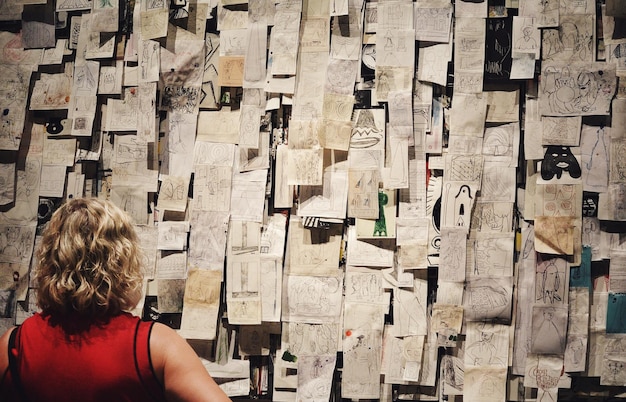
[0,198,231,402]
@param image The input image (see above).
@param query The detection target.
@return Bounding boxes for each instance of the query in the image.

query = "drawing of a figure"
[373,191,388,236]
[453,184,472,226]
[345,332,377,383]
[572,71,597,112]
[582,126,609,188]
[466,324,505,366]
[534,307,565,353]
[543,66,575,113]
[566,337,585,366]
[539,259,561,303]
[516,26,537,51]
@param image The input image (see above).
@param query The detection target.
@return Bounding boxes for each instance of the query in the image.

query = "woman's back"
[3,312,164,402]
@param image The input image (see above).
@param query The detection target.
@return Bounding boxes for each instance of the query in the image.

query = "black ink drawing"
[540,62,616,116]
[541,146,581,180]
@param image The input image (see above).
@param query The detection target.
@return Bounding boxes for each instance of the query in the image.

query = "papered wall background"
[1,0,626,400]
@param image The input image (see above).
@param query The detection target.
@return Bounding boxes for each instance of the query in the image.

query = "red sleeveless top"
[1,312,166,402]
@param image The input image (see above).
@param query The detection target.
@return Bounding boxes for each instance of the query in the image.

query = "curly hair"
[35,198,145,319]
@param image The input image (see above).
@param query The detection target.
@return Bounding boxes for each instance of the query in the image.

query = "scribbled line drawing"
[465,323,507,367]
[287,322,339,356]
[542,116,581,146]
[472,202,512,232]
[514,25,538,53]
[541,63,615,116]
[448,155,483,183]
[473,235,514,277]
[464,278,511,321]
[342,329,382,399]
[535,257,566,304]
[541,15,594,62]
[0,224,36,265]
[532,305,567,354]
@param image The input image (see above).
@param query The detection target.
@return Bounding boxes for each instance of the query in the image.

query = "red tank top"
[1,312,166,402]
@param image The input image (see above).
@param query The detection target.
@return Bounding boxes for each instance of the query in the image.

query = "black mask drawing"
[541,146,582,180]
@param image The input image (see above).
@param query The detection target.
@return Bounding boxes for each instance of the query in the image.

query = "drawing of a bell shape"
[442,182,475,228]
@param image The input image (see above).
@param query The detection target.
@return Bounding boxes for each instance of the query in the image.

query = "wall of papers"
[1,0,626,400]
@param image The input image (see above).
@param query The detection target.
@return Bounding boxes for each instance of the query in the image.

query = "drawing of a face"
[541,146,582,180]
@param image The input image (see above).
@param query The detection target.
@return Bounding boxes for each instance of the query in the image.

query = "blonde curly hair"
[35,198,145,319]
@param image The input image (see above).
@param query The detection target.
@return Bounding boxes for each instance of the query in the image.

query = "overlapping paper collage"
[1,0,626,400]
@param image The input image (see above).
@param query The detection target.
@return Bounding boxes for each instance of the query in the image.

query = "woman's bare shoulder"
[0,327,16,377]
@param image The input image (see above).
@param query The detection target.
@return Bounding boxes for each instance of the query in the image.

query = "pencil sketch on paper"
[471,202,513,233]
[0,65,31,151]
[464,277,513,322]
[188,210,229,271]
[601,357,626,386]
[283,274,343,323]
[531,305,568,354]
[297,355,336,402]
[536,183,580,217]
[481,165,516,202]
[564,334,588,372]
[610,140,626,183]
[541,14,594,63]
[342,328,382,400]
[513,17,540,57]
[288,218,342,276]
[464,367,507,402]
[284,322,339,356]
[287,148,323,186]
[193,165,232,212]
[260,260,281,322]
[239,105,260,148]
[465,322,508,367]
[56,0,91,11]
[229,260,260,300]
[542,116,581,146]
[472,232,515,277]
[535,256,567,304]
[347,169,380,219]
[345,267,385,304]
[482,124,518,164]
[394,279,428,336]
[445,154,483,183]
[0,224,36,265]
[439,227,468,283]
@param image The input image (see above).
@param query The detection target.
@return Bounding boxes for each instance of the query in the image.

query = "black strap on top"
[6,327,29,402]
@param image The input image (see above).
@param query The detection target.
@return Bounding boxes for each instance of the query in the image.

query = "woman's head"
[35,198,144,319]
